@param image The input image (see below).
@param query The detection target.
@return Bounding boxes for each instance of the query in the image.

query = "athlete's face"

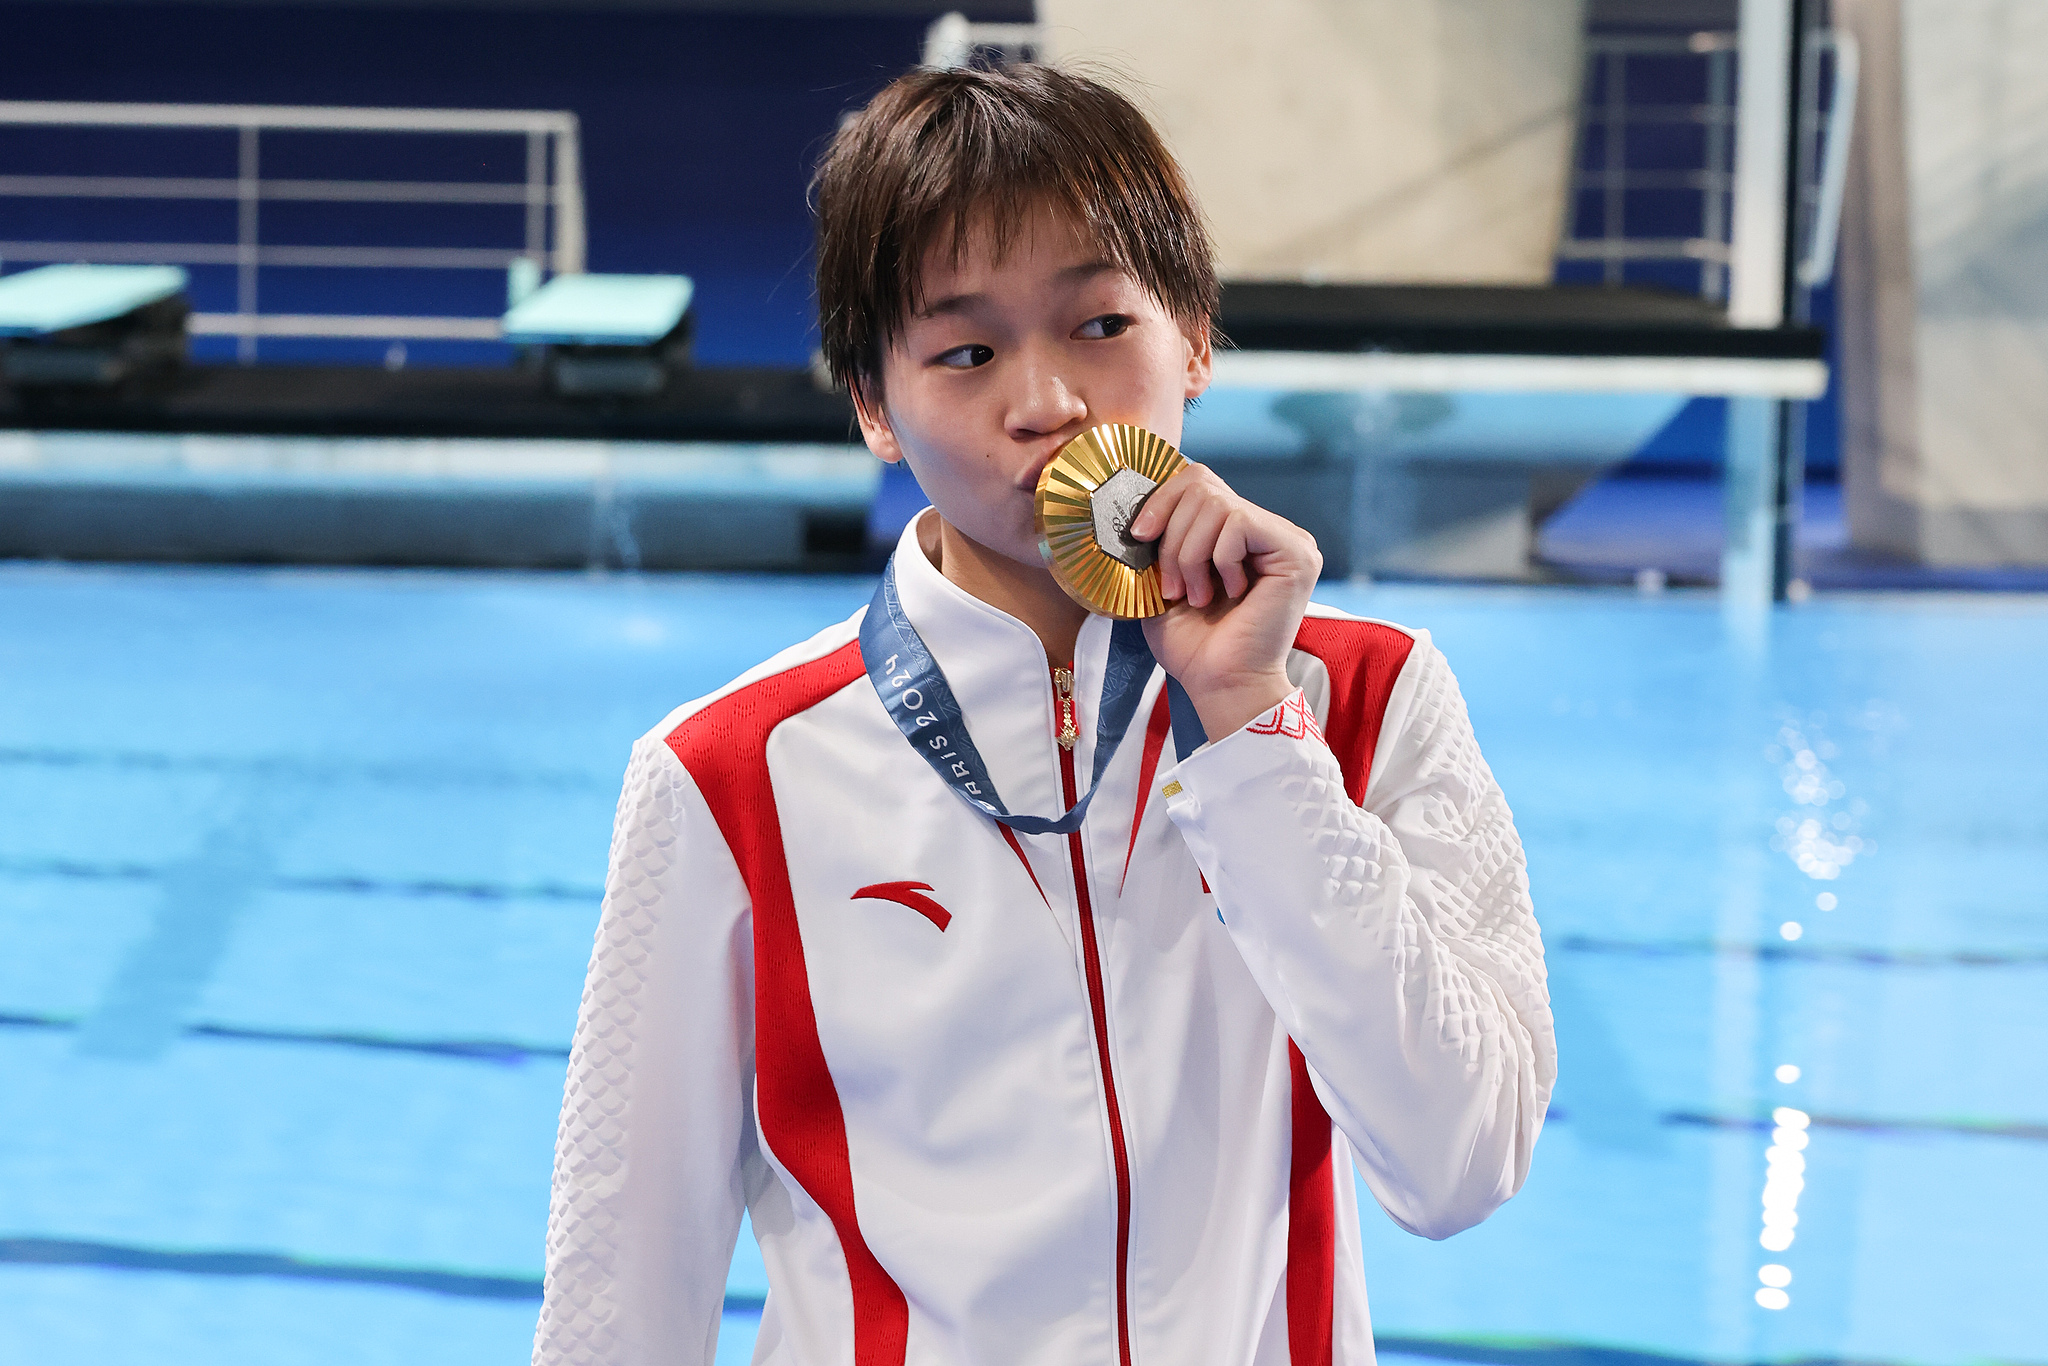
[854,205,1212,569]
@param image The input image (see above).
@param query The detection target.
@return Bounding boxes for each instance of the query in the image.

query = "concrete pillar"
[1836,0,2048,566]
[1037,0,1585,283]
[1728,0,1793,330]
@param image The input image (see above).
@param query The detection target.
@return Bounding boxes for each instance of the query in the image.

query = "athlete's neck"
[920,512,1087,666]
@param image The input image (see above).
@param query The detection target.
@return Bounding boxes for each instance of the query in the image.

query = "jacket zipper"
[1053,665,1079,750]
[1054,663,1133,1366]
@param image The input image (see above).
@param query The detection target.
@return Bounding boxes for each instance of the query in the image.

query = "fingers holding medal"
[1037,423,1323,736]
[1033,423,1189,619]
[1036,423,1314,618]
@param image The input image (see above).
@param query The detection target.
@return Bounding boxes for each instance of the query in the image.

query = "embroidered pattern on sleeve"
[1246,689,1328,746]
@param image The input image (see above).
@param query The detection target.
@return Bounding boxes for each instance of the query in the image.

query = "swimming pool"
[0,565,2040,1365]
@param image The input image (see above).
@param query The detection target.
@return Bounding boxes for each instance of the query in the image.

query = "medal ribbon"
[860,557,1205,835]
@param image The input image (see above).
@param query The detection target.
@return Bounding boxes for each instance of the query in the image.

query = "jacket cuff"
[1157,688,1337,820]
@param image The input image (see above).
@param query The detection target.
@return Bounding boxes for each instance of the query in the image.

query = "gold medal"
[1034,423,1188,619]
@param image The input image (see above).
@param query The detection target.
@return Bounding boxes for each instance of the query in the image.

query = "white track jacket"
[535,516,1555,1366]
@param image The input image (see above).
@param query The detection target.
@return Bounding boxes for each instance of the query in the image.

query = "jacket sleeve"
[1159,639,1555,1239]
[534,735,756,1366]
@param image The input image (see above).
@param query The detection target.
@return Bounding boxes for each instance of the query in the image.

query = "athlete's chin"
[939,506,1043,569]
[978,529,1050,572]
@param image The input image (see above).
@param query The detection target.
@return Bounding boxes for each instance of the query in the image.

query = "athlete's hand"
[1128,462,1322,740]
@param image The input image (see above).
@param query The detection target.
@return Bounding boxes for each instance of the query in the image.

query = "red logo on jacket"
[851,881,952,931]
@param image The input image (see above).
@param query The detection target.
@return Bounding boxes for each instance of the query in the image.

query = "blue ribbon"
[860,557,1205,835]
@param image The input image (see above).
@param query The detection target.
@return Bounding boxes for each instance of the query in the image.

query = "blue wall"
[0,2,934,365]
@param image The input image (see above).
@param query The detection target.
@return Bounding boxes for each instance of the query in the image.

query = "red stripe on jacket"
[1120,689,1175,893]
[665,640,909,1366]
[1285,616,1417,1364]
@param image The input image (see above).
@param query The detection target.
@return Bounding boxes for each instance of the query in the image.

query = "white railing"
[0,101,586,358]
[922,13,1046,69]
[1557,29,1857,304]
[1556,32,1741,297]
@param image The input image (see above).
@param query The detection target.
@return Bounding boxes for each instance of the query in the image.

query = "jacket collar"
[887,509,1117,819]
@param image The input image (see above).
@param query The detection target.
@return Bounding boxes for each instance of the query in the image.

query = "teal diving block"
[501,273,694,398]
[0,264,188,336]
[0,264,191,387]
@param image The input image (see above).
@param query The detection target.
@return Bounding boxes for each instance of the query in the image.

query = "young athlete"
[536,64,1554,1366]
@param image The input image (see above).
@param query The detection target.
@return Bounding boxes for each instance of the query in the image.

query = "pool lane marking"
[0,1010,567,1066]
[1530,1103,2048,1145]
[1368,1336,1929,1366]
[1658,1110,2048,1144]
[1555,934,2048,969]
[0,857,602,904]
[0,1235,770,1310]
[0,1241,1955,1366]
[0,744,611,793]
[0,1236,544,1300]
[74,804,293,1064]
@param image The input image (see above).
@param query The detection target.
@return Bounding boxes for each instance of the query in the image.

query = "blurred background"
[0,1,2042,1364]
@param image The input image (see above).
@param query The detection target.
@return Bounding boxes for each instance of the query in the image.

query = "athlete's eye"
[935,344,994,370]
[1076,314,1133,340]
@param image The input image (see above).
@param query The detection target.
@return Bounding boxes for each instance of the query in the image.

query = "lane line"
[0,745,611,792]
[0,1236,544,1301]
[0,1239,1944,1366]
[0,1011,567,1065]
[0,858,602,904]
[1556,934,2048,969]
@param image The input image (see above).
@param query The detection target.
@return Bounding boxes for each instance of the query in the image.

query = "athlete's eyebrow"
[916,291,986,320]
[914,262,1123,321]
[1057,260,1119,284]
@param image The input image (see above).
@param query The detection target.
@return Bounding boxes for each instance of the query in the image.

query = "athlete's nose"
[1005,347,1087,441]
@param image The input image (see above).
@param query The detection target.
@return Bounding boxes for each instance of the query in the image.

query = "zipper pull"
[1052,665,1078,751]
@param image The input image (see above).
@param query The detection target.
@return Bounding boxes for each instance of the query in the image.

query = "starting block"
[0,264,190,387]
[501,273,694,398]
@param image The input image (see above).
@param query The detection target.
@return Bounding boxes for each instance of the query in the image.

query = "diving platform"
[0,264,190,387]
[501,273,696,397]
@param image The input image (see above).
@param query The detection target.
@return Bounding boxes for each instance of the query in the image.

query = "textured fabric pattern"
[1164,641,1554,1240]
[535,738,684,1366]
[1374,646,1549,1084]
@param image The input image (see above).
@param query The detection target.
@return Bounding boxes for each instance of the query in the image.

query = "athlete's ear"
[1182,319,1213,405]
[852,379,905,466]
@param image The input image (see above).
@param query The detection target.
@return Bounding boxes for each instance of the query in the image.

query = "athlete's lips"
[1015,423,1111,493]
[1015,441,1070,494]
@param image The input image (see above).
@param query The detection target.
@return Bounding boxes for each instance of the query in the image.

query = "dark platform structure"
[0,363,856,444]
[1200,282,1827,582]
[1218,282,1827,360]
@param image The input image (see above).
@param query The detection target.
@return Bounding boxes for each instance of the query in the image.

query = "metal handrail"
[0,100,576,134]
[0,100,586,357]
[1796,31,1859,288]
[1557,237,1733,264]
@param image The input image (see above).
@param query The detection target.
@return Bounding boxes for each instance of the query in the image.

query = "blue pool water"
[0,565,2042,1366]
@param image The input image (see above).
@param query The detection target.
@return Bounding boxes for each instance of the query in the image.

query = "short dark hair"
[812,63,1218,396]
